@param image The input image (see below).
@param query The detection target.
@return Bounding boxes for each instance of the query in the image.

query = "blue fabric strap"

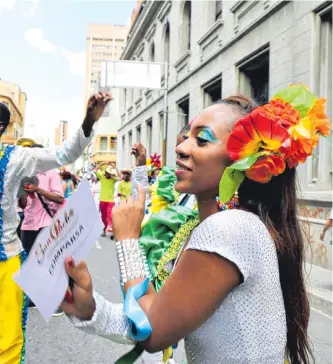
[124,278,152,341]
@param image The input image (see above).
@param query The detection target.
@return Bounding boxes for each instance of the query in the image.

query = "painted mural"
[299,204,332,270]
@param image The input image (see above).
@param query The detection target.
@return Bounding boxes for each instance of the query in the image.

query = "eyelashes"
[197,128,220,144]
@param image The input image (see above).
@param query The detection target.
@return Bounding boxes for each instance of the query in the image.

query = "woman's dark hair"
[61,171,72,180]
[0,102,10,132]
[71,174,78,187]
[179,123,191,135]
[220,95,313,364]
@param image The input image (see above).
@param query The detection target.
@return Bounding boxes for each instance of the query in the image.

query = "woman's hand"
[60,257,96,321]
[112,185,146,241]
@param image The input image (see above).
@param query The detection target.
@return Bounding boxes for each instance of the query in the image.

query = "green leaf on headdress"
[219,152,268,203]
[219,168,245,204]
[273,85,316,118]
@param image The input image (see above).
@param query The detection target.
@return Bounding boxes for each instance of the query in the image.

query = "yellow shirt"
[118,180,131,200]
[96,169,117,202]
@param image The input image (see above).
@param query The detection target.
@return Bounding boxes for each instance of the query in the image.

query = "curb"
[308,289,332,317]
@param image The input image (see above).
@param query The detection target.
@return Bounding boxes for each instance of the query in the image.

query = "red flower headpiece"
[219,85,331,203]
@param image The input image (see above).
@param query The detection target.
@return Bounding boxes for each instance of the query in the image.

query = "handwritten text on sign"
[13,179,103,321]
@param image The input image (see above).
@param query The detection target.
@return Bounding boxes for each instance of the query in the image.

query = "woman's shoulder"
[187,210,275,282]
[189,209,274,258]
[199,209,267,235]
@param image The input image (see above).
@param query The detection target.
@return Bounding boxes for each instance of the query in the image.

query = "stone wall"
[117,0,332,270]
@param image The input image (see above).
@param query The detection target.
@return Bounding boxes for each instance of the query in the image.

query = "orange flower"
[308,98,331,136]
[262,99,300,128]
[245,155,286,183]
[286,139,309,168]
[289,116,316,144]
[286,115,321,167]
[227,107,290,161]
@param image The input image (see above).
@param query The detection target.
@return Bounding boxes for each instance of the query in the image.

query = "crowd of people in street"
[0,83,332,364]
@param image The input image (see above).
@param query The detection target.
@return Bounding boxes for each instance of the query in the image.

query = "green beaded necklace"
[156,193,240,285]
[157,216,200,284]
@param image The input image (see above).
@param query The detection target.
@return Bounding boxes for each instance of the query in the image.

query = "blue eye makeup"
[197,128,220,144]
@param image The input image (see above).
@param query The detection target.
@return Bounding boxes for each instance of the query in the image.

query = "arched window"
[149,42,155,62]
[163,22,170,63]
[180,0,191,54]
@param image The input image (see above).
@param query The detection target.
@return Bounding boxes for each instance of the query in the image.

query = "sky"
[0,0,136,142]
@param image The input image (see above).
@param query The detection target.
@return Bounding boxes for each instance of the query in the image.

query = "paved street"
[26,237,332,364]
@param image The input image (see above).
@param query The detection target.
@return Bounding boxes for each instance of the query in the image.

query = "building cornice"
[167,0,290,94]
[197,18,224,46]
[121,0,163,59]
[157,0,171,23]
[145,22,157,43]
[134,42,145,58]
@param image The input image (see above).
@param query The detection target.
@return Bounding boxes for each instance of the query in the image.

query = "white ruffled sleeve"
[67,291,134,345]
[131,166,149,200]
[13,127,93,179]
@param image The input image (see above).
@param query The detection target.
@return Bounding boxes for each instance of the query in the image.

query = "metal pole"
[162,62,169,166]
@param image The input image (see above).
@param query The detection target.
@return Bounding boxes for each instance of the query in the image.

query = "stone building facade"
[0,79,26,144]
[117,0,332,269]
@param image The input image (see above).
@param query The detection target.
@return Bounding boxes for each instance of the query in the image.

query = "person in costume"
[0,91,111,364]
[15,138,37,238]
[20,144,64,314]
[149,168,161,185]
[94,162,119,235]
[62,135,197,363]
[91,176,101,210]
[117,169,132,200]
[61,170,75,199]
[61,85,330,364]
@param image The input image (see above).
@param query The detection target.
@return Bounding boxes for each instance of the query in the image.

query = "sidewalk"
[305,263,332,317]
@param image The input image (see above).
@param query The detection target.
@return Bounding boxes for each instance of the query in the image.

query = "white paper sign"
[13,179,103,321]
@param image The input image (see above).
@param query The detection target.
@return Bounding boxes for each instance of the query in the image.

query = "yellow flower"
[308,98,331,136]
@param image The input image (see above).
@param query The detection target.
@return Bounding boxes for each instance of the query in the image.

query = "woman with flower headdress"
[61,85,330,364]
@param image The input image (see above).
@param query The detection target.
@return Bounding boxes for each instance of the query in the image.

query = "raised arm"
[320,217,332,240]
[95,161,109,171]
[13,92,112,179]
[24,180,64,205]
[131,143,148,197]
